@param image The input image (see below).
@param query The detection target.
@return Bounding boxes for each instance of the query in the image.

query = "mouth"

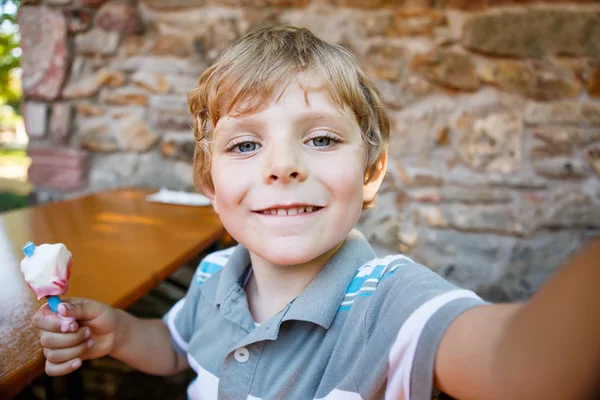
[254,205,324,216]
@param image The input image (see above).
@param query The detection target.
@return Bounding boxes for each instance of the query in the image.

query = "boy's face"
[206,78,383,265]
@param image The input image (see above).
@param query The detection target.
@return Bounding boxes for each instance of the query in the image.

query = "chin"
[250,238,337,266]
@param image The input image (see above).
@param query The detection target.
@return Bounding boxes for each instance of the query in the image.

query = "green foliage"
[0,0,21,111]
[0,191,27,212]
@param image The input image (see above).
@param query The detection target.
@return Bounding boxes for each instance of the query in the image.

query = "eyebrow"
[215,110,353,135]
[215,116,264,135]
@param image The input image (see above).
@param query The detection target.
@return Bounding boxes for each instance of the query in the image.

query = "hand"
[32,298,119,376]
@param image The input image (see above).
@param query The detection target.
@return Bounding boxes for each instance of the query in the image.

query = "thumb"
[57,298,104,322]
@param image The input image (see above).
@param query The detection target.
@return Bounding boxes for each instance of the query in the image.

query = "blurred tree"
[0,0,21,112]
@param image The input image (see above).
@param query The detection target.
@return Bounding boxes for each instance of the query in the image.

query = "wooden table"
[0,188,225,398]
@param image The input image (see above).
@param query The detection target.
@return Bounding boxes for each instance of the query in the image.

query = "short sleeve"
[162,249,232,355]
[356,257,487,400]
[162,272,205,355]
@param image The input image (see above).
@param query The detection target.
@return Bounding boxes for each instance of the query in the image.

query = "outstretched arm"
[435,236,600,400]
[110,309,189,376]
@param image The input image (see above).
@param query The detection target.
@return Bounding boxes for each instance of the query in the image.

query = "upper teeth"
[261,207,315,215]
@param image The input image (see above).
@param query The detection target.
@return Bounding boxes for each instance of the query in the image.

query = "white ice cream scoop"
[21,242,73,312]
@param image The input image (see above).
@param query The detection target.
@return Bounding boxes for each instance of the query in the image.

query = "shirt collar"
[215,244,252,306]
[215,230,376,329]
[281,230,376,329]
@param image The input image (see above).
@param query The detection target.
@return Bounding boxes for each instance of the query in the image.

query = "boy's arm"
[110,310,189,376]
[435,236,600,400]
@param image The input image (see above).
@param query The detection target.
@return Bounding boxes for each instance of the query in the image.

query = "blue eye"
[310,137,332,147]
[236,142,260,152]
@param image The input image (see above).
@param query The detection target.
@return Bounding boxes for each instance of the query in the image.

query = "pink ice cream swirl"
[24,256,73,300]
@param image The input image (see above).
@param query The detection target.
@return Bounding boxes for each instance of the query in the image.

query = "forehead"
[216,78,358,131]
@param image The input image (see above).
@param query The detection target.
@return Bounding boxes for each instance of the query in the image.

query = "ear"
[199,182,219,214]
[363,150,388,203]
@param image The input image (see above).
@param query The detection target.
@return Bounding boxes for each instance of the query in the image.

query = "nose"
[264,142,307,184]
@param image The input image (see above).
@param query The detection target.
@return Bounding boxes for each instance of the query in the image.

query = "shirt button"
[234,347,250,363]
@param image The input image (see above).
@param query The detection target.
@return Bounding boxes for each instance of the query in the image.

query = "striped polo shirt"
[163,230,484,399]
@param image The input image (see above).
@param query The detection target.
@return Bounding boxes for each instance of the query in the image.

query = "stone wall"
[19,0,600,300]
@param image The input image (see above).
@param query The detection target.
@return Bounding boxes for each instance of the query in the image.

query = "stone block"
[541,189,600,229]
[588,63,600,98]
[63,74,102,99]
[530,141,573,159]
[27,146,89,190]
[386,8,446,36]
[28,164,87,191]
[95,2,142,37]
[389,116,440,158]
[88,153,139,188]
[411,49,479,91]
[131,71,170,93]
[141,0,207,8]
[75,103,106,118]
[23,102,49,139]
[442,186,512,203]
[97,69,126,87]
[150,35,194,58]
[582,102,600,126]
[160,131,195,162]
[452,106,522,173]
[119,36,148,57]
[46,0,71,5]
[99,87,149,107]
[167,75,199,94]
[372,76,433,110]
[150,112,192,131]
[585,146,600,177]
[19,6,69,101]
[364,43,411,81]
[422,202,539,236]
[391,162,443,187]
[192,17,240,62]
[112,115,158,152]
[64,8,93,33]
[524,101,581,125]
[149,94,189,111]
[78,118,119,153]
[75,28,120,56]
[444,0,598,9]
[327,0,429,7]
[479,60,581,101]
[532,157,590,179]
[488,231,594,301]
[533,127,580,145]
[111,56,207,77]
[128,151,194,190]
[462,9,600,58]
[49,103,73,145]
[80,0,108,6]
[581,129,600,145]
[410,185,512,204]
[211,0,309,6]
[411,229,518,296]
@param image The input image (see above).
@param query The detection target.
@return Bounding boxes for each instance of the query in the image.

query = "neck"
[246,242,344,323]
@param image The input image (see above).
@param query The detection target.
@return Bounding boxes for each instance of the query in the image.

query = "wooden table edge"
[0,187,226,398]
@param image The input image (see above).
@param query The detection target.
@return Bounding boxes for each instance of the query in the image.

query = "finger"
[33,304,78,333]
[45,358,82,377]
[44,339,94,364]
[40,327,91,349]
[58,299,104,322]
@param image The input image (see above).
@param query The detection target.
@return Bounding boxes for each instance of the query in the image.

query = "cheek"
[211,159,253,211]
[317,154,365,205]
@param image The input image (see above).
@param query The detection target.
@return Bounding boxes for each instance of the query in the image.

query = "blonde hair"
[188,25,389,206]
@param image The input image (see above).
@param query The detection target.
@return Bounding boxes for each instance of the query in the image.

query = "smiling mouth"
[255,206,324,216]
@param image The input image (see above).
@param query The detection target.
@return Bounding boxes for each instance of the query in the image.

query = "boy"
[33,25,600,399]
